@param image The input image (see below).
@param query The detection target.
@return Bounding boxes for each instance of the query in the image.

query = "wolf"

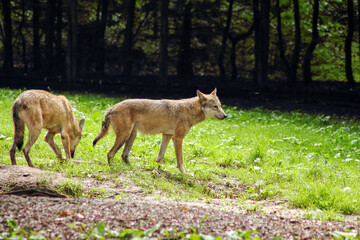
[10,90,85,167]
[93,89,227,173]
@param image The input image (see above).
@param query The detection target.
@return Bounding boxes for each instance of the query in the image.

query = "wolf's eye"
[213,106,218,109]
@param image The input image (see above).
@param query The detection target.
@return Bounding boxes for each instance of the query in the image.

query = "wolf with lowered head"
[93,88,227,173]
[10,90,85,167]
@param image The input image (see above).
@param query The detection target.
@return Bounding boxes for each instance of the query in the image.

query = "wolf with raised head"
[93,89,227,173]
[10,90,85,167]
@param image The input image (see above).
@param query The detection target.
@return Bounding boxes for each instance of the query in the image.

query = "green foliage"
[1,218,283,240]
[2,89,360,216]
[70,221,270,240]
[56,180,84,198]
[0,219,47,240]
[246,185,277,201]
[70,222,159,239]
[330,230,360,240]
[4,0,360,82]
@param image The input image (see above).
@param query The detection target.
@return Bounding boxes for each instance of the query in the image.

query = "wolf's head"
[197,88,227,120]
[69,118,85,158]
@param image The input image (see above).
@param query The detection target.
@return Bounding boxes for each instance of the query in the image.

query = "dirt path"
[0,164,359,239]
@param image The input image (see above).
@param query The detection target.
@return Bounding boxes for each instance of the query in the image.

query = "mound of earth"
[0,164,359,239]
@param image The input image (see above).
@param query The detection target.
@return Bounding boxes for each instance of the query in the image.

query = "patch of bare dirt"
[0,164,142,196]
[1,164,360,239]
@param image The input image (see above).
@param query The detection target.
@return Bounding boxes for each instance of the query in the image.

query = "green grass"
[56,180,84,198]
[1,88,360,216]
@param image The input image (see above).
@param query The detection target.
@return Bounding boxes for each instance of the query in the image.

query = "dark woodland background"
[1,0,360,104]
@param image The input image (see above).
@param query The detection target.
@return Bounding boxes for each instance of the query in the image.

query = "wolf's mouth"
[217,114,228,120]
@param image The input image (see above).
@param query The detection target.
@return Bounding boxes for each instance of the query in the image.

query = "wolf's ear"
[210,88,217,96]
[197,90,206,101]
[79,118,85,131]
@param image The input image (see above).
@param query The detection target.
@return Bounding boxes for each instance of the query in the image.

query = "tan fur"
[10,90,85,167]
[93,89,227,173]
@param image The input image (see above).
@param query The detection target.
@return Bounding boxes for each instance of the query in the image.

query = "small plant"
[304,209,344,221]
[244,203,260,213]
[70,222,160,239]
[0,219,47,239]
[225,230,261,240]
[250,147,264,162]
[84,188,109,198]
[71,221,274,240]
[57,180,83,198]
[36,177,51,188]
[330,230,360,240]
[0,178,16,193]
[246,185,277,201]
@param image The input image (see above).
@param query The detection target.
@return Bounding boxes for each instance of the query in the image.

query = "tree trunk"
[253,0,270,91]
[152,1,159,38]
[358,0,360,54]
[253,0,260,86]
[276,0,301,88]
[218,0,234,79]
[303,0,320,85]
[346,0,355,86]
[230,40,237,80]
[66,0,78,84]
[2,0,14,72]
[55,0,64,75]
[19,0,28,74]
[123,0,136,80]
[259,0,270,90]
[177,1,193,78]
[159,0,169,86]
[288,0,301,88]
[229,24,254,80]
[276,0,289,75]
[95,0,109,74]
[288,0,301,87]
[33,0,41,74]
[45,0,56,77]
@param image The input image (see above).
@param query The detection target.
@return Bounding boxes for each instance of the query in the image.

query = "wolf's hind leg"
[45,131,65,160]
[107,118,133,165]
[23,127,42,167]
[107,133,130,165]
[10,145,17,165]
[121,129,137,164]
[156,134,172,164]
[10,105,25,165]
[107,137,126,164]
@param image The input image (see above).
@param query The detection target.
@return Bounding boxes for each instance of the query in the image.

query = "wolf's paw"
[177,166,186,174]
[156,158,164,164]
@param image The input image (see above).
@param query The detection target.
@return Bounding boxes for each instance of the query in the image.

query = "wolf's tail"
[93,110,111,146]
[11,102,25,151]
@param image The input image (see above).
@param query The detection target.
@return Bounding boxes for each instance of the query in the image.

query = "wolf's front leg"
[45,131,65,160]
[156,134,172,164]
[61,133,72,159]
[173,136,186,173]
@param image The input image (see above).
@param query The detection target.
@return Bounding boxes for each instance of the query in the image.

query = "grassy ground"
[1,88,360,220]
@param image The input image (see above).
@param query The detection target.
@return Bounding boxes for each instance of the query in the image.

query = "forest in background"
[1,0,360,94]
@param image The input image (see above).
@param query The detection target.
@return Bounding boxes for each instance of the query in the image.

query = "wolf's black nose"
[224,114,228,119]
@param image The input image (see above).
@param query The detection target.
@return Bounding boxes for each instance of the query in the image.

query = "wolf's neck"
[186,97,206,125]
